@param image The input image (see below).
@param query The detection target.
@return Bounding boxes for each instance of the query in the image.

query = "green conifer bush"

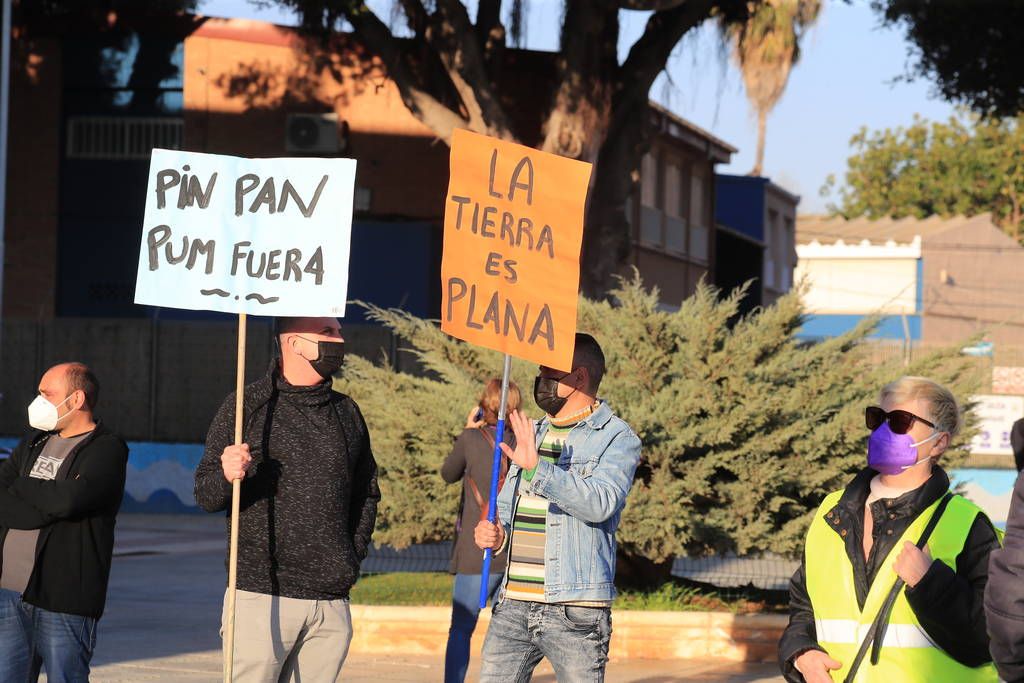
[336,273,979,568]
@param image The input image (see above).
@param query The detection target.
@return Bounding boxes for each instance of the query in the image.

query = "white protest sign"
[134,149,356,316]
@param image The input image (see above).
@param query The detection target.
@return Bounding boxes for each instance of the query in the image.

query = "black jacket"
[1011,418,1024,473]
[194,365,380,599]
[779,467,999,682]
[0,423,128,618]
[986,469,1024,681]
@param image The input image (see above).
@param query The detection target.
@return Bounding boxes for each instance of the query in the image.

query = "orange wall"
[184,21,449,221]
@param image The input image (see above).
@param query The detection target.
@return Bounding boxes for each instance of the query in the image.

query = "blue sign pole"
[479,353,512,609]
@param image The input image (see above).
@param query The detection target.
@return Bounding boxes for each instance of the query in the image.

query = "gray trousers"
[222,589,353,683]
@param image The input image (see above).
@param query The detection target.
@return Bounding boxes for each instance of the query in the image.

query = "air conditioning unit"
[285,113,343,153]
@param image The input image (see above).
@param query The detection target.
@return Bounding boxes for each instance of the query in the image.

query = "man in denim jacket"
[475,333,642,682]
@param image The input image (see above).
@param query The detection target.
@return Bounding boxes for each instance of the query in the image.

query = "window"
[765,209,780,289]
[781,217,795,290]
[664,160,683,218]
[690,173,705,228]
[640,153,662,247]
[66,117,183,159]
[689,173,708,262]
[664,159,687,254]
[641,153,658,207]
[691,224,709,263]
[773,213,785,289]
[64,32,185,116]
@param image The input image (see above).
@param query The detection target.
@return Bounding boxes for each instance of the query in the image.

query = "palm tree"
[724,0,821,177]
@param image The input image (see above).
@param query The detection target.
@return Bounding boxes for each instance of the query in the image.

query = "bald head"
[275,317,345,385]
[276,316,342,338]
[40,362,99,413]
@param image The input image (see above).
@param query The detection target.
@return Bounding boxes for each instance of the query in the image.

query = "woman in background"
[441,378,521,683]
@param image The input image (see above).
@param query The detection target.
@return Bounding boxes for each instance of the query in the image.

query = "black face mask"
[297,337,346,379]
[534,371,576,416]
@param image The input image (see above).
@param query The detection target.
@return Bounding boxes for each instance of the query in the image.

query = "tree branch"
[397,0,429,36]
[429,0,515,138]
[341,3,468,143]
[475,0,506,69]
[578,0,720,294]
[619,0,717,99]
[539,0,619,159]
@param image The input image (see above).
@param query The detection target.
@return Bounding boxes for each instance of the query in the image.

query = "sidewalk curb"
[349,605,786,662]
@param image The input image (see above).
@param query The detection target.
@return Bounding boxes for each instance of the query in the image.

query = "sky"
[200,0,959,214]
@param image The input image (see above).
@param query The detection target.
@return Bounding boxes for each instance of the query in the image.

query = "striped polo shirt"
[504,402,609,606]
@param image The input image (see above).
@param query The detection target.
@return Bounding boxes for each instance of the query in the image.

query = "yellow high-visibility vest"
[804,490,999,682]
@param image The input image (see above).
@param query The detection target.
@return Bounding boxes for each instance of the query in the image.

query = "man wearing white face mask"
[778,376,1000,683]
[0,362,128,682]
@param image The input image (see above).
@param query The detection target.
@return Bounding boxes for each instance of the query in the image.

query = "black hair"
[573,333,605,393]
[65,362,100,411]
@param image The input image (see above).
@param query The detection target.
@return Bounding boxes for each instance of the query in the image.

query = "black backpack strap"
[843,492,954,683]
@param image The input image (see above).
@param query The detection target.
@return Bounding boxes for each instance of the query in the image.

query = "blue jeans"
[480,598,612,683]
[444,572,504,683]
[0,589,97,683]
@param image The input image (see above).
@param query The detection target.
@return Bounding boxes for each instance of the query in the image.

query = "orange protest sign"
[441,129,592,371]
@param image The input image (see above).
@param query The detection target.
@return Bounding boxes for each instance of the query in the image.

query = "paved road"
[67,515,783,682]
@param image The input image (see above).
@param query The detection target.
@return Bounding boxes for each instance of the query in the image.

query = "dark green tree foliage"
[336,274,978,562]
[872,0,1024,117]
[822,114,1024,240]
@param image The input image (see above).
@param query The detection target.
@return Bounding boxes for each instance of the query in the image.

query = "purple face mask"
[867,422,941,475]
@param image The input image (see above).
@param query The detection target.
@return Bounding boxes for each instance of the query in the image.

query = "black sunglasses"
[865,406,935,435]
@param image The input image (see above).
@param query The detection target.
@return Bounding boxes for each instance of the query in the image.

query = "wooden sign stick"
[223,312,247,682]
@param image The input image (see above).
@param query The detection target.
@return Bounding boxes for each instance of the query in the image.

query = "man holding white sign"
[135,149,354,317]
[135,148,366,681]
[194,316,379,682]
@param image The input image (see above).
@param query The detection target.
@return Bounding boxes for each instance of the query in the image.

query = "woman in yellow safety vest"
[778,376,1001,683]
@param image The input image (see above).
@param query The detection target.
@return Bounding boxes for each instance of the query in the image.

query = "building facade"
[626,103,735,307]
[3,15,749,322]
[713,175,799,315]
[796,213,1024,345]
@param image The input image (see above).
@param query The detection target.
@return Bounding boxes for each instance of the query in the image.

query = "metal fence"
[359,542,797,594]
[0,318,409,442]
[863,339,1024,393]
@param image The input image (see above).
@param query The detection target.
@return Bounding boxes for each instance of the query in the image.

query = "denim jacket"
[495,401,642,603]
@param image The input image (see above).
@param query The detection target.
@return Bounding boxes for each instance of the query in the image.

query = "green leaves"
[825,113,1024,241]
[338,275,976,562]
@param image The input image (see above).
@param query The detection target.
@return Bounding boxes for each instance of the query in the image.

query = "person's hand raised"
[499,410,539,471]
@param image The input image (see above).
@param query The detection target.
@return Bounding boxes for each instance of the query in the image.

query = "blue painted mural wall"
[0,437,206,514]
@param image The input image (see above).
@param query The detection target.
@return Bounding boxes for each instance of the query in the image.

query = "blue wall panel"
[715,174,767,243]
[799,313,922,340]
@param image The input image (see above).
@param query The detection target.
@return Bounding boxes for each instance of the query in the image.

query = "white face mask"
[27,394,75,432]
[901,431,943,472]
